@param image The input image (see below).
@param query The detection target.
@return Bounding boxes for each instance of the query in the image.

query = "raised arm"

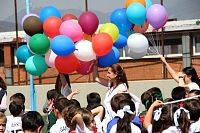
[160,56,179,82]
[91,106,104,120]
[93,61,109,87]
[67,89,80,100]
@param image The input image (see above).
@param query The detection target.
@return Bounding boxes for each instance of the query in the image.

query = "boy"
[0,112,6,133]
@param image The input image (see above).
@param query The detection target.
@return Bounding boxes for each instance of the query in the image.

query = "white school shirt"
[187,82,200,91]
[147,124,181,133]
[94,116,103,133]
[0,88,7,111]
[102,83,128,133]
[76,123,94,133]
[50,118,69,133]
[61,84,72,97]
[5,115,23,133]
[189,119,200,133]
[110,123,141,133]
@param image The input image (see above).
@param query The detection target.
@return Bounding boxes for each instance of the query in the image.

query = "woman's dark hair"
[152,104,178,133]
[0,77,6,90]
[86,92,101,110]
[110,64,129,88]
[141,87,163,110]
[55,74,71,94]
[182,67,200,85]
[116,100,135,133]
[184,99,200,121]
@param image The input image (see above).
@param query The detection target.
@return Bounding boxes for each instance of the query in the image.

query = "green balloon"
[29,34,50,55]
[25,55,48,76]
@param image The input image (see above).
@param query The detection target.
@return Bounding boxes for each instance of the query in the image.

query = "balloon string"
[163,95,200,105]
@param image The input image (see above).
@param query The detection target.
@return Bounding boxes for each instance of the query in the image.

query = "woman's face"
[106,68,117,80]
[183,73,192,84]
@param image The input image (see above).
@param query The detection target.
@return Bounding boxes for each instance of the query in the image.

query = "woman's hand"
[160,55,167,63]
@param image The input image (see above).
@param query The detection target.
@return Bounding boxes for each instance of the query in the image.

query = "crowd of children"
[0,57,200,133]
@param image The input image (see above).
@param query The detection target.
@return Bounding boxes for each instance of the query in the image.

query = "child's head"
[171,86,187,100]
[9,101,25,117]
[86,92,101,110]
[184,99,200,122]
[188,90,200,100]
[115,100,135,133]
[70,99,81,108]
[10,93,25,105]
[46,89,60,105]
[22,111,44,133]
[111,93,132,113]
[0,112,6,133]
[141,87,163,110]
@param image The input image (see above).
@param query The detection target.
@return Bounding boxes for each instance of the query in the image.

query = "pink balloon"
[45,50,57,68]
[76,60,94,75]
[59,20,84,42]
[78,11,99,35]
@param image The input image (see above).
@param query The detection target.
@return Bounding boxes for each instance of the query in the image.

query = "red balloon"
[76,60,94,75]
[43,16,62,38]
[92,33,113,56]
[55,54,81,74]
[62,14,78,21]
[78,11,99,35]
[133,21,149,33]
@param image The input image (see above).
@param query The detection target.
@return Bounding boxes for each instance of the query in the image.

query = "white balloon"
[127,33,149,53]
[128,48,147,59]
[45,50,57,68]
[74,40,96,61]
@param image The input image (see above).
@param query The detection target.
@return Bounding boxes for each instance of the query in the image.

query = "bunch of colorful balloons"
[110,0,168,59]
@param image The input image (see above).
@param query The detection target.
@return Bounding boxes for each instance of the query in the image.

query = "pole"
[85,0,88,11]
[14,0,20,85]
[25,0,36,111]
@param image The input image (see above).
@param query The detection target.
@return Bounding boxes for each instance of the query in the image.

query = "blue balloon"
[110,8,132,31]
[51,35,75,56]
[114,34,127,49]
[16,45,33,63]
[126,2,146,26]
[39,6,61,22]
[145,0,152,10]
[98,47,120,67]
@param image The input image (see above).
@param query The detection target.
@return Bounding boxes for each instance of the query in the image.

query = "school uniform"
[110,123,141,133]
[5,115,23,133]
[189,119,200,133]
[147,124,181,133]
[50,118,69,133]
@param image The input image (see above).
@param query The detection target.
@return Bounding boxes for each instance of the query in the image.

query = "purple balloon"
[146,4,168,29]
[21,13,39,27]
[78,11,99,35]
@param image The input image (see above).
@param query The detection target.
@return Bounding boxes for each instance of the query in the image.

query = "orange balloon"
[83,33,92,41]
[125,0,146,8]
[92,33,113,56]
[133,21,149,33]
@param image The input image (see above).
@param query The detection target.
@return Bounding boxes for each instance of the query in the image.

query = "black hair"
[189,89,200,100]
[182,67,200,86]
[171,86,186,100]
[22,111,44,132]
[54,97,71,113]
[10,93,25,104]
[0,77,6,90]
[70,99,81,108]
[86,92,101,110]
[9,101,24,117]
[47,89,59,100]
[55,74,71,94]
[184,99,200,121]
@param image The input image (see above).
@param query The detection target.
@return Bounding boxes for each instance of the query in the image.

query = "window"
[193,34,200,55]
[0,45,4,65]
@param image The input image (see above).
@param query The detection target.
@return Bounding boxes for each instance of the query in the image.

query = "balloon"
[110,8,132,31]
[125,0,146,8]
[29,34,50,55]
[100,23,119,42]
[78,11,99,35]
[55,54,81,74]
[45,50,57,68]
[113,34,127,49]
[21,13,39,27]
[23,16,43,36]
[98,47,120,67]
[74,40,96,61]
[59,20,83,42]
[25,55,48,76]
[51,35,75,56]
[16,45,33,63]
[146,4,168,29]
[127,48,147,59]
[92,33,113,56]
[133,21,149,33]
[76,60,94,75]
[43,16,62,38]
[127,33,149,53]
[126,2,146,26]
[145,0,152,9]
[83,33,92,41]
[62,13,78,21]
[39,6,61,22]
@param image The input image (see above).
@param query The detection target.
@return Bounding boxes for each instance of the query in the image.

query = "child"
[171,86,187,100]
[22,111,44,133]
[5,101,24,133]
[0,112,7,133]
[188,89,200,100]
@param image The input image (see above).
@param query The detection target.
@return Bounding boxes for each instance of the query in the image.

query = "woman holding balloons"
[93,61,129,132]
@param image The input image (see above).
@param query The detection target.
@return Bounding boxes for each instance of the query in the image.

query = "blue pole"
[25,0,36,111]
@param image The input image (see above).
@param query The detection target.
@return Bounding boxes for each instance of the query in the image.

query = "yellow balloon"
[99,23,119,42]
